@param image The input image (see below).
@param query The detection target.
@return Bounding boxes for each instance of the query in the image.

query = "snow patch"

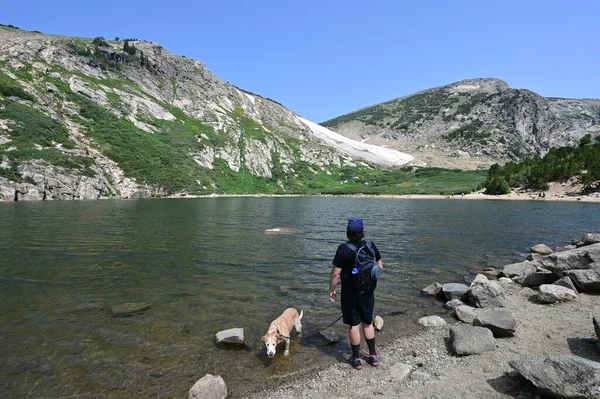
[296,116,418,167]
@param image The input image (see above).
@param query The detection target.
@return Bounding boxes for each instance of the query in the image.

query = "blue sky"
[2,0,599,122]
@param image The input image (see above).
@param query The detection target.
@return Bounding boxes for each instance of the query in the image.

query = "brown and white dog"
[261,308,303,358]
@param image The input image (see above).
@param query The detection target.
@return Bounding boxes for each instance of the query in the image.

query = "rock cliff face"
[0,27,414,201]
[322,78,600,169]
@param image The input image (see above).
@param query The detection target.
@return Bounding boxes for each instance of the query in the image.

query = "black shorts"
[340,289,374,326]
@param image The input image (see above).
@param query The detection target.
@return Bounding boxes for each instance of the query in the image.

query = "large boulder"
[450,325,496,355]
[473,309,517,337]
[442,283,470,301]
[189,374,227,399]
[510,356,600,399]
[468,280,507,308]
[541,243,600,274]
[536,284,577,303]
[564,268,600,293]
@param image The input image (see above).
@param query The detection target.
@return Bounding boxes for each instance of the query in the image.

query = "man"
[329,217,383,370]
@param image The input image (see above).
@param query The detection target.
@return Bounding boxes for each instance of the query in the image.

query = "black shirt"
[332,240,381,289]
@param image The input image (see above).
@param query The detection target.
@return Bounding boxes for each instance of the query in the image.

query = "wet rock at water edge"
[319,329,341,343]
[442,283,470,301]
[189,374,227,399]
[421,282,443,296]
[530,243,553,256]
[418,315,447,327]
[110,302,152,317]
[214,328,245,347]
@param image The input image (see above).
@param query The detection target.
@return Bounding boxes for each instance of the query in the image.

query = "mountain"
[0,26,416,201]
[322,78,600,169]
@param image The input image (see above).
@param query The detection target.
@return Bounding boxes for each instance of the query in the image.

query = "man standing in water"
[329,217,383,370]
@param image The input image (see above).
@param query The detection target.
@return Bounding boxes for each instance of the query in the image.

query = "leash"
[276,309,408,340]
[278,314,343,340]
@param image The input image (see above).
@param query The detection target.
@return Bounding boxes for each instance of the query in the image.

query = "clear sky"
[2,0,599,122]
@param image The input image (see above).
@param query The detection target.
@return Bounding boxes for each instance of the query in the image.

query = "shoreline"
[244,268,600,399]
[167,189,600,203]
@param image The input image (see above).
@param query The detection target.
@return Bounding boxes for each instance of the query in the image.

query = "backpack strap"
[343,240,374,264]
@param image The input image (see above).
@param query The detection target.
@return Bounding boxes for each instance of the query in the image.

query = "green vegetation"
[270,165,485,196]
[483,134,600,194]
[0,97,97,174]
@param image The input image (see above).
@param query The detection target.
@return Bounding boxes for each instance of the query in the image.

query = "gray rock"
[503,260,536,280]
[389,363,412,381]
[450,325,496,355]
[473,309,517,337]
[110,302,152,317]
[541,243,600,274]
[410,370,432,381]
[582,233,600,246]
[417,315,447,327]
[189,374,227,399]
[214,328,245,346]
[374,315,384,331]
[554,276,578,293]
[522,268,558,287]
[510,356,600,399]
[468,280,507,308]
[442,283,470,301]
[421,282,443,296]
[594,314,600,342]
[531,244,553,255]
[537,284,577,303]
[526,253,545,264]
[444,299,464,310]
[454,305,478,324]
[564,268,600,293]
[319,329,340,343]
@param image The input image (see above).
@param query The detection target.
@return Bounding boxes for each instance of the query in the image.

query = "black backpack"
[344,240,378,295]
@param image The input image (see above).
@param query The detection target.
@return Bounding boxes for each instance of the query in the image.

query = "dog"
[261,308,303,358]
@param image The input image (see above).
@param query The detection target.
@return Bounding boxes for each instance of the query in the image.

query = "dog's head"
[261,330,283,358]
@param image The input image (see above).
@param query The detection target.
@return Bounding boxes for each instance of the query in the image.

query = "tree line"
[484,134,600,194]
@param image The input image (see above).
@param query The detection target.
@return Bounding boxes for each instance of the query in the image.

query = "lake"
[1,197,598,398]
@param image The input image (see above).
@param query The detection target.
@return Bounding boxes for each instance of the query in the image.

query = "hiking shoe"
[350,357,363,370]
[368,353,380,367]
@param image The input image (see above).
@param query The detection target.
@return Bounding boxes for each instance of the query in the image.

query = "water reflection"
[0,197,598,398]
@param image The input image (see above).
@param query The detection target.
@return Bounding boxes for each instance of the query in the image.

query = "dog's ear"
[260,335,266,342]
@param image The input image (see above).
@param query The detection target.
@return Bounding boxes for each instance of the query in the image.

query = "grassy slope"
[0,40,487,196]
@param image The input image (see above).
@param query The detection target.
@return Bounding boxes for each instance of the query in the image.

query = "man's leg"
[363,322,374,340]
[349,324,361,345]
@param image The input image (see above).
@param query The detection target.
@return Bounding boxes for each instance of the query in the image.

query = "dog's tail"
[299,309,303,320]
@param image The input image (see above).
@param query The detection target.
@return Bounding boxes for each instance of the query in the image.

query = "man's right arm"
[329,266,341,302]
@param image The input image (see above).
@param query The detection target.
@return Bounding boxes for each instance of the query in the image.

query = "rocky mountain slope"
[0,26,416,201]
[322,78,600,169]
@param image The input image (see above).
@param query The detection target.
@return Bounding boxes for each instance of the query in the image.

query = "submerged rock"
[110,302,152,317]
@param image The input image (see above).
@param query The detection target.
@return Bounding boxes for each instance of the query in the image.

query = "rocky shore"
[191,234,600,399]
